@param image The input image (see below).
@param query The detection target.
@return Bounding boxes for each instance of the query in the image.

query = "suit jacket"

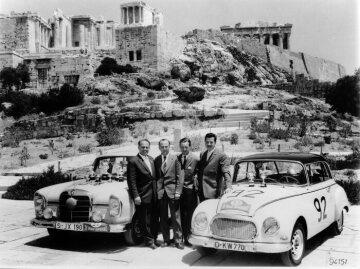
[155,154,182,200]
[177,152,199,190]
[127,154,157,204]
[197,148,231,199]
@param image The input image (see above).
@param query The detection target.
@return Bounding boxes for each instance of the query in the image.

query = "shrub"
[95,57,137,76]
[245,66,257,82]
[2,166,72,200]
[248,131,257,140]
[230,133,239,145]
[268,128,289,140]
[0,63,30,90]
[39,153,48,159]
[188,134,205,151]
[96,128,123,146]
[326,154,360,170]
[78,144,92,153]
[163,126,169,133]
[253,137,263,144]
[294,136,313,150]
[66,143,73,148]
[118,99,125,107]
[91,96,101,104]
[314,140,325,147]
[147,91,155,99]
[335,179,360,205]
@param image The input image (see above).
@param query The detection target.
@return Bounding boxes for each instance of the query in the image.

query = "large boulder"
[173,85,206,103]
[171,63,191,82]
[136,74,166,91]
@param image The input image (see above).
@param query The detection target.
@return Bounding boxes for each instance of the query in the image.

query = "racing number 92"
[314,196,327,222]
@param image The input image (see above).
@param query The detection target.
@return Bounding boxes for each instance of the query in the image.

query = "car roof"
[95,155,132,159]
[239,152,327,164]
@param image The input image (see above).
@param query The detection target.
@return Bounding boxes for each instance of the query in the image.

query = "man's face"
[205,137,216,151]
[180,142,191,156]
[159,140,170,156]
[138,141,150,156]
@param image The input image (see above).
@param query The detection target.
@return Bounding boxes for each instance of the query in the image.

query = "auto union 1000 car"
[30,155,142,244]
[189,152,350,266]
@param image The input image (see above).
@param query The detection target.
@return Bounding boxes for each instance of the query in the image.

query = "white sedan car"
[189,152,350,266]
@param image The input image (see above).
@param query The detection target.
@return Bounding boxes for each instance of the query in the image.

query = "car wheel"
[281,223,306,266]
[330,209,344,235]
[124,212,143,245]
[47,228,69,240]
[196,246,217,256]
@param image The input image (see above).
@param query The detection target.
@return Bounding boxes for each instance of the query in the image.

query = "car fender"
[191,199,219,236]
[333,183,350,217]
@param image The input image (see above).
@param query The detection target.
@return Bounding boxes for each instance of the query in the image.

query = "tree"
[325,72,360,117]
[0,64,30,91]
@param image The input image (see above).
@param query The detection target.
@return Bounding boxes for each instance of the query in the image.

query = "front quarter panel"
[191,199,219,236]
[333,183,350,217]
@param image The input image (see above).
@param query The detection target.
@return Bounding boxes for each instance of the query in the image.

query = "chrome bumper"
[31,218,127,233]
[189,234,291,254]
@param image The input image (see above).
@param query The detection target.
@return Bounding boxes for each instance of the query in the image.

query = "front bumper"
[189,234,291,254]
[31,218,127,233]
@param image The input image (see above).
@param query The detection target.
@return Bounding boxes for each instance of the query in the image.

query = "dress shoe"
[161,241,171,248]
[175,242,184,250]
[146,243,158,249]
[184,240,192,247]
[154,241,161,247]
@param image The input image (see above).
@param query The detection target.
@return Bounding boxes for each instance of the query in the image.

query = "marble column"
[269,34,274,45]
[54,19,59,48]
[126,8,129,24]
[66,25,71,48]
[259,34,264,44]
[141,6,143,22]
[79,24,85,47]
[112,26,115,46]
[286,33,291,50]
[99,22,105,47]
[133,6,135,24]
[279,33,283,49]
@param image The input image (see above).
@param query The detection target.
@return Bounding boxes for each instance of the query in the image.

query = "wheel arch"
[295,216,308,239]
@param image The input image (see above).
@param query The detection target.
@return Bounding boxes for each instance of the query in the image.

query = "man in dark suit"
[197,133,232,201]
[155,139,184,249]
[127,139,158,249]
[178,137,199,247]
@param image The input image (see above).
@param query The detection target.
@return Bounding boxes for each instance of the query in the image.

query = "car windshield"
[234,160,307,185]
[93,157,128,177]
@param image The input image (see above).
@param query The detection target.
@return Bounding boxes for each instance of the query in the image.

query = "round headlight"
[109,196,121,217]
[92,210,103,222]
[193,212,208,231]
[262,217,280,235]
[34,194,45,217]
[43,207,53,219]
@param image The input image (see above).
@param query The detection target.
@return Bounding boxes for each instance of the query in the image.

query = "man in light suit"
[178,137,199,247]
[155,139,184,249]
[197,133,232,201]
[127,139,158,249]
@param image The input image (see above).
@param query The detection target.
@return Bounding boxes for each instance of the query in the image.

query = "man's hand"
[134,196,141,205]
[174,193,181,200]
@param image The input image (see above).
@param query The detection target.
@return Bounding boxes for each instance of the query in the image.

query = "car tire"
[124,212,143,245]
[47,228,69,240]
[196,246,217,256]
[280,223,306,266]
[330,209,344,236]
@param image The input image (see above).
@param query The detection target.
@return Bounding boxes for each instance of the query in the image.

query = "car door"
[305,162,335,236]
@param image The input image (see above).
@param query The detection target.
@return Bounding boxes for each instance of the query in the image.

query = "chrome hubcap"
[290,229,304,261]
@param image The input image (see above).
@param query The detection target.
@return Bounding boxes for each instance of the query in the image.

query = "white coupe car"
[189,152,350,266]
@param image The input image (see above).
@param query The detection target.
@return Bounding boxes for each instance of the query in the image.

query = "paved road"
[0,199,359,267]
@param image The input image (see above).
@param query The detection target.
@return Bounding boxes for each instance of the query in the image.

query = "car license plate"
[214,241,247,252]
[55,222,83,231]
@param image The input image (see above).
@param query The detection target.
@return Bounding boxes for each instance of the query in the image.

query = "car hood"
[37,179,129,204]
[217,184,301,216]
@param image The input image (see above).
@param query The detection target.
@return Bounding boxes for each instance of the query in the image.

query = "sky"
[1,0,359,74]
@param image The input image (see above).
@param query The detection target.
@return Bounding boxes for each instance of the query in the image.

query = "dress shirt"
[139,153,153,176]
[206,148,216,161]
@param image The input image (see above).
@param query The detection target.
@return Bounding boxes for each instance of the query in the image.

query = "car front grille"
[59,192,91,222]
[210,218,257,240]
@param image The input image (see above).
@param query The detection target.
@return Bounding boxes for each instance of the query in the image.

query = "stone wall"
[0,16,29,53]
[0,51,24,69]
[4,106,225,141]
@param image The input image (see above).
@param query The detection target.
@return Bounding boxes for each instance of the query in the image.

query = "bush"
[2,166,72,200]
[326,154,360,170]
[78,144,92,153]
[66,143,73,148]
[91,96,101,104]
[335,179,360,205]
[230,133,239,145]
[248,131,257,140]
[96,128,123,146]
[163,126,169,133]
[39,153,48,159]
[0,63,30,90]
[245,66,257,82]
[188,134,205,151]
[253,137,263,144]
[147,91,156,99]
[95,57,137,76]
[268,128,289,140]
[314,140,325,147]
[294,136,313,150]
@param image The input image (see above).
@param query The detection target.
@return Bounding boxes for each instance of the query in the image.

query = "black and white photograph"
[0,0,359,267]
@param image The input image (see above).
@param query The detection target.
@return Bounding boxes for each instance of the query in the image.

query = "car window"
[306,162,330,184]
[234,160,307,185]
[94,157,128,177]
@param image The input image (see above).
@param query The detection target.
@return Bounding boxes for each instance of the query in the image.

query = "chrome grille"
[210,218,257,240]
[59,192,91,222]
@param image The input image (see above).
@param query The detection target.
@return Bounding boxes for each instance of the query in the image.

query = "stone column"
[54,19,59,48]
[141,6,143,22]
[259,34,264,44]
[66,25,71,48]
[99,22,105,47]
[269,34,274,45]
[112,26,115,47]
[133,6,135,24]
[286,33,291,50]
[279,33,283,49]
[126,7,129,24]
[79,24,85,47]
[35,20,40,52]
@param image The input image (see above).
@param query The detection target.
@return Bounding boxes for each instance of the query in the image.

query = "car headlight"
[92,210,103,222]
[193,212,208,231]
[43,207,54,219]
[109,196,122,217]
[34,193,46,218]
[262,217,280,235]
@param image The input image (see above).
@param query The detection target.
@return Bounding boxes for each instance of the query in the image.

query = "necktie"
[162,156,167,172]
[183,155,186,167]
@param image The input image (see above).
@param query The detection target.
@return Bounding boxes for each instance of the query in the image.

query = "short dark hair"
[205,132,217,143]
[179,137,191,147]
[158,138,171,146]
[138,139,150,147]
